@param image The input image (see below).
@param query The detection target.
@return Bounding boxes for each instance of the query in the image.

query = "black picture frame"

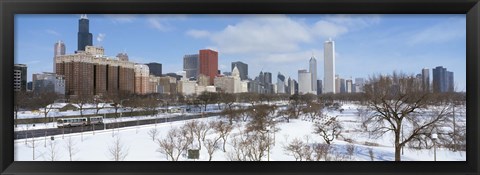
[1,0,479,174]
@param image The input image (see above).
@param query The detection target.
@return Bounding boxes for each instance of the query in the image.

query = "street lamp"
[432,133,438,161]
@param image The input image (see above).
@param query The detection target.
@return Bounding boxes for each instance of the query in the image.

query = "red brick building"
[198,49,218,85]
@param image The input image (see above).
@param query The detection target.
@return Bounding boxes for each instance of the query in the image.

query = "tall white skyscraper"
[298,69,312,94]
[309,55,317,93]
[324,38,335,94]
[54,40,65,72]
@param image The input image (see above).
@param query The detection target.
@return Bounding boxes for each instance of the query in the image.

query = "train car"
[57,116,103,128]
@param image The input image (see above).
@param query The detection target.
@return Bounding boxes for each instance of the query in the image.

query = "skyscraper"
[355,78,365,93]
[346,79,353,93]
[298,69,312,94]
[447,71,454,92]
[54,40,65,71]
[324,38,335,94]
[263,72,272,84]
[146,62,162,77]
[231,61,248,80]
[432,66,454,93]
[340,78,346,93]
[422,68,430,92]
[309,55,317,93]
[277,72,285,93]
[77,14,93,51]
[14,64,27,92]
[183,54,199,80]
[317,80,322,95]
[199,49,218,85]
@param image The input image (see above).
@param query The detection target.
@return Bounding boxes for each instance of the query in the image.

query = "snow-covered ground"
[14,103,466,161]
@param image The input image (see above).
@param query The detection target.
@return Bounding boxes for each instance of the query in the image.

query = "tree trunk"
[394,130,401,161]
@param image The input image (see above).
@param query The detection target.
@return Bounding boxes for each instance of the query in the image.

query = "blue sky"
[15,14,466,91]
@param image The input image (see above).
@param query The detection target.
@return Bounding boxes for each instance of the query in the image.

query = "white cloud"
[147,18,172,32]
[408,17,465,45]
[146,15,187,32]
[105,14,136,23]
[311,20,348,38]
[45,29,60,36]
[189,15,380,56]
[210,15,312,54]
[186,30,210,38]
[97,33,106,42]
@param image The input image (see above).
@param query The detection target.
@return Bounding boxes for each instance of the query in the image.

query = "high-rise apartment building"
[14,64,27,92]
[134,64,150,94]
[324,38,335,94]
[309,55,317,93]
[77,14,93,51]
[199,49,218,85]
[184,54,199,79]
[146,62,162,77]
[231,61,248,80]
[56,46,135,97]
[432,66,454,93]
[54,40,66,71]
[298,69,312,94]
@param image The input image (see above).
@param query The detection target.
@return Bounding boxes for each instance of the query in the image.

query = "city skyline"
[15,14,466,91]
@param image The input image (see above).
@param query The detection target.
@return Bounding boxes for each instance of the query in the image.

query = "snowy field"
[14,103,466,161]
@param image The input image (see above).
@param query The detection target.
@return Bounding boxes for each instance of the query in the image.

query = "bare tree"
[204,138,221,161]
[213,121,234,152]
[302,101,324,122]
[26,132,37,160]
[108,135,129,161]
[361,72,453,161]
[227,130,273,161]
[156,127,192,161]
[197,92,217,112]
[64,136,79,161]
[283,138,312,161]
[368,148,375,161]
[312,116,342,144]
[93,95,106,115]
[245,104,277,133]
[45,140,60,161]
[346,143,356,160]
[34,92,59,124]
[71,94,94,119]
[148,127,159,142]
[183,120,200,149]
[312,143,332,161]
[14,91,32,128]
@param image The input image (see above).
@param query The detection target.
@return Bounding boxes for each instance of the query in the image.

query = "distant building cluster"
[15,15,457,98]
